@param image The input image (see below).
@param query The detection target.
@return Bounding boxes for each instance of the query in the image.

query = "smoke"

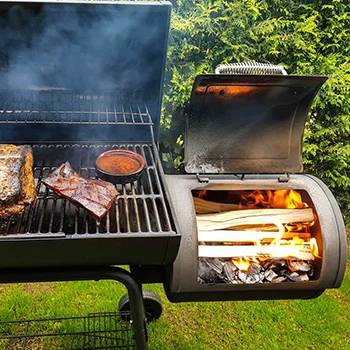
[0,3,167,94]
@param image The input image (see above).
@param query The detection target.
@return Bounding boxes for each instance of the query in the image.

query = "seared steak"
[0,144,37,218]
[42,162,119,220]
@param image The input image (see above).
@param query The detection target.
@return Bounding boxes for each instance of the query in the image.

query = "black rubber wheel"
[118,290,163,323]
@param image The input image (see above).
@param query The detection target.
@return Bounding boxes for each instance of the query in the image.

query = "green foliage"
[161,0,350,222]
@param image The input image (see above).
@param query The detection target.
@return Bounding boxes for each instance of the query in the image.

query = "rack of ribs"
[42,162,119,220]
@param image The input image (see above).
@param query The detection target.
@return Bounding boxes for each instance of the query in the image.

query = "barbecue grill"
[0,0,347,348]
[0,1,179,268]
[0,1,177,348]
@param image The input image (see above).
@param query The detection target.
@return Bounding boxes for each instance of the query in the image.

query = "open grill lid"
[0,1,171,141]
[185,64,327,174]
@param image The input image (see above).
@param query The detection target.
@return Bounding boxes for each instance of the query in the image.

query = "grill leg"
[0,266,148,350]
[106,268,148,350]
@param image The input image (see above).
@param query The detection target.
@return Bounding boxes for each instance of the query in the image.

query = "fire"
[241,189,308,209]
[231,190,319,271]
[232,257,251,271]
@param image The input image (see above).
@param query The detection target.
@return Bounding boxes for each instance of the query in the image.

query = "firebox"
[164,65,347,302]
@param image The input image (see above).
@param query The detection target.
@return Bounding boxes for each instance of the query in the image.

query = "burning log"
[196,208,314,231]
[193,197,242,214]
[198,244,315,260]
[198,230,311,243]
[227,224,281,232]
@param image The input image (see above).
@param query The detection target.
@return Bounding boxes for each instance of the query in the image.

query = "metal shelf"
[0,91,153,125]
[0,312,136,350]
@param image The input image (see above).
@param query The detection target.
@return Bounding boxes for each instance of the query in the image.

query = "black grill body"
[0,1,181,267]
[164,174,347,302]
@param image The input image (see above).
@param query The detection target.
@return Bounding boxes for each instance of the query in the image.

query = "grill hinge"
[196,174,209,183]
[278,173,291,183]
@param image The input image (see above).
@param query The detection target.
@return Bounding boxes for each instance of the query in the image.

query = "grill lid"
[0,1,171,140]
[185,74,327,174]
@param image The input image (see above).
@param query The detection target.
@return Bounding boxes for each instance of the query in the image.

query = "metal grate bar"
[0,92,153,125]
[0,143,175,237]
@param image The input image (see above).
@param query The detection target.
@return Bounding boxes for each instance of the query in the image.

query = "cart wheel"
[119,290,163,323]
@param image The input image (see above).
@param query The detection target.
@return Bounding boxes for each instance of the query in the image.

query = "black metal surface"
[0,1,171,140]
[163,174,347,302]
[0,266,148,349]
[0,143,180,267]
[185,74,327,174]
[0,312,135,349]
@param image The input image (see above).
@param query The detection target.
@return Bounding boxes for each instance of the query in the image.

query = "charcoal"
[246,263,262,283]
[299,272,309,282]
[286,271,302,282]
[259,272,265,282]
[237,271,248,283]
[223,261,237,282]
[248,263,262,275]
[206,258,224,274]
[264,269,278,282]
[246,276,258,284]
[198,259,222,284]
[307,265,314,277]
[262,260,272,269]
[279,269,289,276]
[198,277,206,284]
[238,270,258,284]
[271,276,287,283]
[269,260,286,274]
[289,261,311,272]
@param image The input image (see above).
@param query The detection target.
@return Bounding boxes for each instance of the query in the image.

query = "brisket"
[0,144,37,218]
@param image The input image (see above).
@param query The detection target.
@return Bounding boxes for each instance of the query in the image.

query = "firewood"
[197,230,311,243]
[193,197,242,214]
[226,224,279,232]
[198,244,315,260]
[196,208,314,231]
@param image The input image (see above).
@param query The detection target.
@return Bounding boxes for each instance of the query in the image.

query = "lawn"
[0,232,349,350]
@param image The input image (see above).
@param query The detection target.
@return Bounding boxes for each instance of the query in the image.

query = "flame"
[198,190,207,199]
[241,189,308,209]
[226,190,320,272]
[232,257,251,271]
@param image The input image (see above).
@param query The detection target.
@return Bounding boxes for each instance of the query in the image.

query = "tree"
[161,0,350,222]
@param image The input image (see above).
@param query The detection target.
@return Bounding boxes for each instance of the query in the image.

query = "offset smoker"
[164,68,347,302]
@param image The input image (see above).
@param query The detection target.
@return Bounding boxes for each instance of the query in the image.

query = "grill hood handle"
[215,62,288,75]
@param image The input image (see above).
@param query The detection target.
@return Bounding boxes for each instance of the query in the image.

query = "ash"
[198,258,314,285]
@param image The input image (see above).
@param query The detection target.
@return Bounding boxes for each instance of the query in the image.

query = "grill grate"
[0,143,174,236]
[0,312,135,349]
[0,91,153,125]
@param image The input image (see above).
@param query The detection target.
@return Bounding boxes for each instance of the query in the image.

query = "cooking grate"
[0,91,153,125]
[0,143,174,236]
[0,312,135,349]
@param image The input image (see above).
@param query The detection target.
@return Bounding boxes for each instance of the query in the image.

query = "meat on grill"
[42,162,119,220]
[0,144,37,218]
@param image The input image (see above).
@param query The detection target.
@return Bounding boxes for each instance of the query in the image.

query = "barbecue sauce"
[96,154,141,174]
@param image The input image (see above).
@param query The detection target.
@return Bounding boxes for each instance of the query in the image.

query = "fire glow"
[196,189,320,284]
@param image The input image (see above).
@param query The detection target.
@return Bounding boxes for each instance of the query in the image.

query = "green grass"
[0,241,349,349]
